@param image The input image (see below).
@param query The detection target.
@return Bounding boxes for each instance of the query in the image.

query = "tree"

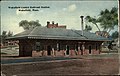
[1,31,7,45]
[111,31,118,39]
[1,31,13,45]
[98,7,118,33]
[85,7,118,36]
[84,24,92,32]
[29,20,41,28]
[19,20,41,30]
[85,16,101,32]
[19,20,29,30]
[7,31,13,37]
[2,31,7,37]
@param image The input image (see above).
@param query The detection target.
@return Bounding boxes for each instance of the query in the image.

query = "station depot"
[7,21,110,57]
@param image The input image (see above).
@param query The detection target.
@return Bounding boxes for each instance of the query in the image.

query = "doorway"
[47,46,51,55]
[80,44,83,55]
[89,46,91,54]
[66,45,69,55]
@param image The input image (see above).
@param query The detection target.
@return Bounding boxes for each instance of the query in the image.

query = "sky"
[1,0,118,35]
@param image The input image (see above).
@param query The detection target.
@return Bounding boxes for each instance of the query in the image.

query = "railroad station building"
[8,21,109,57]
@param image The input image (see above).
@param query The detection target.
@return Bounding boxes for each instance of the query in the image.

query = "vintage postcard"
[1,0,119,75]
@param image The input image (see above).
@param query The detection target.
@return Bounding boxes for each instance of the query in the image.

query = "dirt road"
[1,54,119,76]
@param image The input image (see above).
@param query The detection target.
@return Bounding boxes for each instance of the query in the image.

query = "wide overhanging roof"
[7,26,110,41]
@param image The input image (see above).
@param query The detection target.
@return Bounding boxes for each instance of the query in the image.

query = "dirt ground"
[1,54,119,76]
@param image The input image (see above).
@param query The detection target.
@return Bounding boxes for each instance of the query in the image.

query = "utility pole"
[118,1,120,48]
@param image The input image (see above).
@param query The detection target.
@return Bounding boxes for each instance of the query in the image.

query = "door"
[66,45,69,55]
[47,46,51,55]
[89,46,91,54]
[80,44,83,55]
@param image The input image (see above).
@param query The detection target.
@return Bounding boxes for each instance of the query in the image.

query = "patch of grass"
[0,52,8,54]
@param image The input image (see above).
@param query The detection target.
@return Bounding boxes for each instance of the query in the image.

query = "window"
[36,42,41,51]
[57,43,60,51]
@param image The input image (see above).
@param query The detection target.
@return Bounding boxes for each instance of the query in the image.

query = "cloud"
[1,16,24,35]
[62,8,67,11]
[68,4,77,12]
[16,8,30,15]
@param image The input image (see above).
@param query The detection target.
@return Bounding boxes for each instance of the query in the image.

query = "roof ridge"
[29,26,41,36]
[71,29,88,39]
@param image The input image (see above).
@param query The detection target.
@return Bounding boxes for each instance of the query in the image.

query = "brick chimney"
[56,23,58,26]
[47,21,50,25]
[46,21,66,29]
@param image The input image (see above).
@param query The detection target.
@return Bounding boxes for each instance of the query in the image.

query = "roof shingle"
[8,26,110,41]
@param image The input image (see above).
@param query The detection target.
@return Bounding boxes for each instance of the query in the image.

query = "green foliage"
[8,31,13,37]
[84,24,92,32]
[1,31,13,45]
[85,7,118,36]
[111,31,118,39]
[19,20,29,30]
[19,20,41,30]
[2,31,7,37]
[85,16,101,32]
[1,31,7,44]
[98,7,118,32]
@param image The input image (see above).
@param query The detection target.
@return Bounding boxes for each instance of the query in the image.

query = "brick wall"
[19,39,102,57]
